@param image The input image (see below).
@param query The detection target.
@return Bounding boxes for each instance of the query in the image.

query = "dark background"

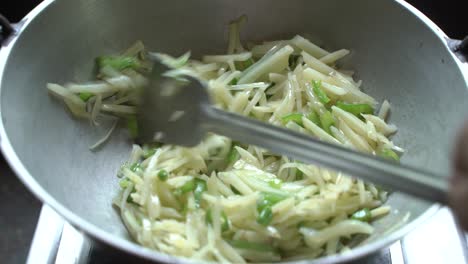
[0,0,466,263]
[1,0,467,38]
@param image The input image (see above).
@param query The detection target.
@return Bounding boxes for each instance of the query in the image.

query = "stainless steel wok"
[0,0,467,263]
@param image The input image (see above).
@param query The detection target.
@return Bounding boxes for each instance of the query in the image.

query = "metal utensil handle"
[202,106,448,204]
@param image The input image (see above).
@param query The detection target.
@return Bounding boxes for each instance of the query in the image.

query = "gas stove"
[27,206,467,263]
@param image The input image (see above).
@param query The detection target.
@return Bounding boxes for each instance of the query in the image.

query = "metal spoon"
[137,56,448,204]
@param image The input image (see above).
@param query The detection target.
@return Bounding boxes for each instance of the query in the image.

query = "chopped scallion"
[129,163,142,173]
[174,180,195,196]
[282,113,304,126]
[268,179,283,189]
[319,110,335,134]
[142,149,156,159]
[79,92,94,102]
[205,209,230,232]
[351,208,372,222]
[119,178,131,189]
[226,145,240,165]
[336,101,374,116]
[157,169,168,181]
[96,56,141,71]
[193,178,207,208]
[257,192,288,212]
[312,80,330,104]
[378,148,400,161]
[257,206,273,226]
[307,110,320,126]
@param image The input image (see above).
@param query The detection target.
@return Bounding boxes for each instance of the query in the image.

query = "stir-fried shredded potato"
[47,16,403,263]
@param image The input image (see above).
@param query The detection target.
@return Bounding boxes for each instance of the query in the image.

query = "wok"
[0,0,467,263]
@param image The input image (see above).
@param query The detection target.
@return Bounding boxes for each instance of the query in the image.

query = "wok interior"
[2,0,467,260]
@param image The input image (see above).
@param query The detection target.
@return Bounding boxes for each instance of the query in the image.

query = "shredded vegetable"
[282,113,304,126]
[378,148,400,161]
[157,169,169,181]
[79,92,94,102]
[47,15,404,263]
[351,208,372,222]
[312,80,330,104]
[319,111,335,135]
[336,101,374,117]
[97,55,142,71]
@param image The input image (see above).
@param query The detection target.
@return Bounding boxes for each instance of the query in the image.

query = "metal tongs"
[137,56,448,203]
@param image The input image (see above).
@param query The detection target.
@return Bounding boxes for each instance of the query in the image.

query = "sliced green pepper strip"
[281,113,304,126]
[312,80,330,104]
[79,92,94,102]
[319,110,335,134]
[126,116,138,138]
[193,178,207,208]
[307,110,320,126]
[226,239,277,252]
[157,169,168,181]
[378,148,400,161]
[336,101,374,116]
[96,56,141,71]
[206,209,230,232]
[351,208,372,222]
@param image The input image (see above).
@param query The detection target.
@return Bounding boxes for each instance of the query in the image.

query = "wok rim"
[0,0,463,263]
